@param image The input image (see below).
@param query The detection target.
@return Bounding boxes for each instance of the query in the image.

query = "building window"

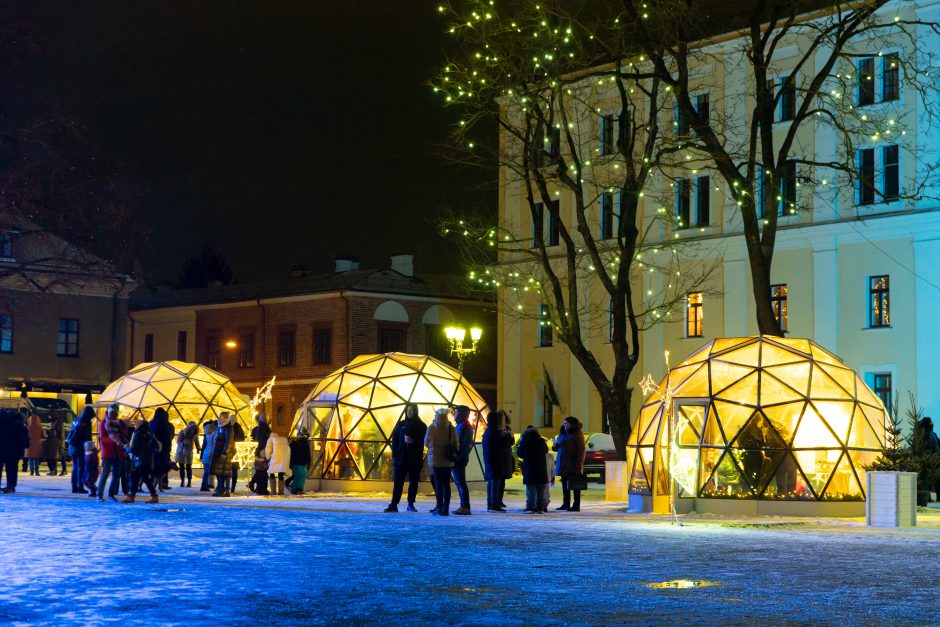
[533,200,560,247]
[872,373,893,414]
[858,57,876,106]
[676,179,691,228]
[883,53,900,102]
[275,404,285,426]
[694,93,710,132]
[143,334,154,362]
[538,304,553,347]
[177,331,187,361]
[859,54,900,105]
[542,385,554,428]
[56,319,79,357]
[206,336,221,369]
[695,175,710,226]
[600,191,615,240]
[778,75,796,121]
[378,327,403,353]
[534,125,560,167]
[771,284,788,333]
[686,292,703,338]
[779,160,797,215]
[676,177,709,228]
[425,324,450,362]
[0,315,12,353]
[858,148,876,206]
[278,330,296,366]
[858,146,898,206]
[238,333,255,368]
[883,144,899,201]
[314,326,332,365]
[599,113,615,156]
[869,275,890,328]
[607,299,615,343]
[0,233,11,259]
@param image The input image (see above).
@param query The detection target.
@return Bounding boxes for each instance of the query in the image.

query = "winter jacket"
[43,418,63,459]
[424,413,458,469]
[482,426,515,480]
[176,424,201,464]
[66,412,93,456]
[26,415,44,458]
[251,419,271,454]
[200,423,218,467]
[149,411,175,465]
[516,428,549,485]
[390,416,428,467]
[454,417,474,464]
[83,451,100,486]
[0,409,29,462]
[289,436,312,468]
[553,424,586,477]
[100,416,130,460]
[265,433,291,474]
[127,421,160,469]
[210,424,235,476]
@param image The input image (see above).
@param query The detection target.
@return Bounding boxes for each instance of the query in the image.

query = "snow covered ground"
[1,474,939,625]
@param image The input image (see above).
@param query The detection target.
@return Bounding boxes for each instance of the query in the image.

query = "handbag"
[568,473,588,491]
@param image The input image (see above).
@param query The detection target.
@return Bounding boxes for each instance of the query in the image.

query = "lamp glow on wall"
[444,325,482,371]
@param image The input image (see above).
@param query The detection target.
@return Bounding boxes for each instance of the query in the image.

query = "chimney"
[390,254,414,277]
[334,257,360,273]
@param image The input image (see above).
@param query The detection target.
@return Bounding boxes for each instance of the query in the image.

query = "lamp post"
[444,325,482,371]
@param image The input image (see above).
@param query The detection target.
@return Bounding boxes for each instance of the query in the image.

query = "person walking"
[451,405,475,515]
[67,407,94,494]
[175,421,201,487]
[288,428,312,495]
[25,413,44,476]
[149,408,175,491]
[516,426,549,514]
[44,416,63,476]
[384,403,428,513]
[199,421,218,492]
[97,405,130,502]
[123,416,160,504]
[0,409,30,494]
[553,416,587,512]
[265,430,290,496]
[482,410,514,512]
[210,413,236,497]
[425,407,458,516]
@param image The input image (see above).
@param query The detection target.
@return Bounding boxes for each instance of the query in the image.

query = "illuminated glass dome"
[627,336,888,502]
[292,353,489,482]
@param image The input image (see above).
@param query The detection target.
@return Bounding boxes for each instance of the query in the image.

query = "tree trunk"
[604,386,634,462]
[747,248,782,336]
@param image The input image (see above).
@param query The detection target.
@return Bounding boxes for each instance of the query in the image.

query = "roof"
[129,267,491,311]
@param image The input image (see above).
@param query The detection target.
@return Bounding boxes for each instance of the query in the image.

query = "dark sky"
[0,1,494,284]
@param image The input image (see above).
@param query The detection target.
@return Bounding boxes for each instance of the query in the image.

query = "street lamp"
[444,325,482,371]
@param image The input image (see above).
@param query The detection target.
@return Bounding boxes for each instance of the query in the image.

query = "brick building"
[129,255,496,433]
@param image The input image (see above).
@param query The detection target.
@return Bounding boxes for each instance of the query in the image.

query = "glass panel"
[860,405,888,446]
[701,407,725,446]
[624,445,638,493]
[759,341,803,367]
[339,373,375,396]
[820,452,863,500]
[766,453,814,500]
[451,387,480,410]
[717,371,759,406]
[176,379,212,403]
[668,362,707,390]
[760,402,804,445]
[793,405,840,449]
[367,382,403,408]
[847,450,878,498]
[460,385,489,412]
[324,442,361,479]
[639,406,662,445]
[772,337,811,355]
[347,414,386,441]
[698,447,721,493]
[422,358,458,379]
[759,371,805,405]
[728,449,758,495]
[680,342,712,365]
[809,366,853,400]
[812,401,854,446]
[711,337,753,355]
[379,374,419,401]
[371,407,405,436]
[700,451,749,497]
[655,446,670,496]
[673,368,710,397]
[817,364,856,398]
[737,448,786,496]
[353,440,388,480]
[391,354,427,370]
[673,448,699,498]
[119,384,149,408]
[379,358,413,377]
[149,365,184,383]
[337,408,364,439]
[715,342,762,367]
[630,447,654,495]
[424,374,459,405]
[733,412,787,449]
[410,375,450,405]
[810,344,843,366]
[312,376,342,402]
[347,357,385,379]
[763,362,811,397]
[713,400,754,444]
[115,378,147,399]
[677,404,705,446]
[708,362,755,397]
[794,448,841,496]
[847,406,883,449]
[365,443,394,480]
[856,379,885,410]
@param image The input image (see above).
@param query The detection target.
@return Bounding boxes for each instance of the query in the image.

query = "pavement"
[2,473,939,625]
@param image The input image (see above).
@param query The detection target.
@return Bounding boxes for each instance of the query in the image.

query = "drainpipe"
[111,276,128,378]
[256,298,266,413]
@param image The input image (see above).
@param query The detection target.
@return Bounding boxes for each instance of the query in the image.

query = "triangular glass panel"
[668,362,707,391]
[701,450,750,497]
[347,414,386,442]
[392,354,427,371]
[673,367,710,397]
[627,446,650,495]
[713,400,755,444]
[771,337,811,356]
[698,447,723,493]
[700,406,726,446]
[860,405,888,445]
[312,376,342,402]
[766,452,815,500]
[759,341,804,367]
[326,442,362,480]
[847,405,883,449]
[810,344,843,366]
[140,386,171,408]
[676,404,705,446]
[636,447,655,495]
[191,379,220,401]
[739,447,787,496]
[175,379,210,404]
[451,385,483,411]
[371,407,405,436]
[379,358,413,377]
[760,402,805,446]
[711,337,755,356]
[728,449,760,496]
[819,451,863,501]
[422,358,458,380]
[339,373,375,397]
[846,450,878,497]
[715,342,762,367]
[639,406,663,445]
[424,374,460,405]
[655,446,670,496]
[679,341,713,365]
[856,379,885,410]
[115,378,148,401]
[793,404,841,449]
[462,386,488,412]
[809,366,853,400]
[732,412,787,449]
[811,401,855,446]
[118,384,149,409]
[341,382,376,408]
[763,362,811,398]
[347,357,385,379]
[364,443,394,481]
[337,408,365,439]
[816,364,856,398]
[672,448,699,498]
[708,362,755,397]
[717,371,759,406]
[759,371,805,406]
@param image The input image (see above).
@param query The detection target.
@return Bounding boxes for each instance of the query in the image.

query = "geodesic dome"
[98,361,251,432]
[292,353,489,482]
[627,336,887,502]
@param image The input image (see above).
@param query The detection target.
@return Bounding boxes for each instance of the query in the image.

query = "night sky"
[0,1,494,284]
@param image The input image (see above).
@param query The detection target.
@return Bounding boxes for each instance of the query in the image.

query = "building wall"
[130,307,196,366]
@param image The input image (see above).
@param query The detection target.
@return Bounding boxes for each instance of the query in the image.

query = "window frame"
[238,331,256,368]
[313,324,333,365]
[675,178,691,228]
[56,318,80,358]
[868,275,890,328]
[0,314,12,353]
[695,175,710,226]
[599,191,615,240]
[857,56,876,106]
[143,333,154,362]
[686,292,703,338]
[206,335,221,370]
[770,284,788,333]
[538,304,553,347]
[177,330,187,361]
[599,113,615,156]
[377,324,406,354]
[882,53,900,102]
[277,328,296,367]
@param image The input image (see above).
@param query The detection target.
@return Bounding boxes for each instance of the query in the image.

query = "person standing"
[175,421,201,488]
[25,413,44,476]
[0,409,30,493]
[384,403,428,513]
[288,428,311,495]
[451,405,474,515]
[425,407,458,516]
[516,426,549,514]
[66,407,94,493]
[482,410,514,512]
[149,408,175,491]
[83,441,100,497]
[210,413,235,497]
[97,406,130,502]
[553,416,586,512]
[230,419,246,493]
[123,416,160,504]
[44,416,63,476]
[265,430,290,496]
[199,421,218,492]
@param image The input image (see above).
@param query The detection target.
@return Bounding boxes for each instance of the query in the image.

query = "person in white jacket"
[264,432,290,496]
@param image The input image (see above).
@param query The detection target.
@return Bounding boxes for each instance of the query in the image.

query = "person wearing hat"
[210,413,236,497]
[123,415,160,504]
[97,405,130,502]
[288,427,312,495]
[384,403,428,513]
[176,421,201,488]
[425,406,458,516]
[552,416,586,512]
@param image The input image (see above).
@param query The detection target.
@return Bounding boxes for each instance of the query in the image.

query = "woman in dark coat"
[67,407,94,493]
[481,410,514,512]
[210,413,235,497]
[123,417,159,504]
[43,417,63,476]
[552,416,586,512]
[149,408,175,491]
[516,426,549,514]
[0,409,30,493]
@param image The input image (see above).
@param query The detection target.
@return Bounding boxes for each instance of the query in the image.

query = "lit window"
[686,292,703,338]
[0,315,12,353]
[883,53,900,102]
[57,319,79,357]
[538,304,553,347]
[771,284,788,333]
[869,275,890,328]
[278,330,296,366]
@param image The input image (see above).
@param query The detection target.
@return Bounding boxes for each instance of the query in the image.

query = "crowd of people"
[384,404,587,516]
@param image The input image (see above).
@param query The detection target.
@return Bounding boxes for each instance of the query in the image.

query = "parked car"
[583,432,617,483]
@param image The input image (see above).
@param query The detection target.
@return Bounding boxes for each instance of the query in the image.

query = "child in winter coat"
[248,449,269,495]
[83,441,100,497]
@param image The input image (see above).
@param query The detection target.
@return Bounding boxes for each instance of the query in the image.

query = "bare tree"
[434,0,718,457]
